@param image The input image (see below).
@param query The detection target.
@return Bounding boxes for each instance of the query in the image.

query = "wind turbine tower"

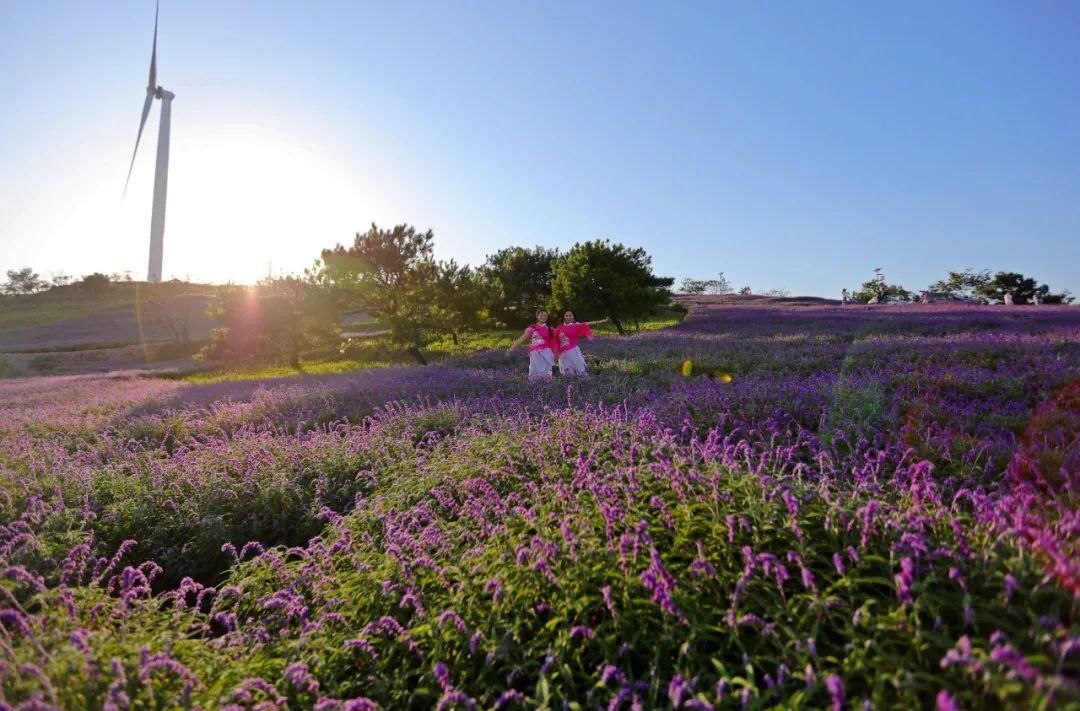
[124,1,174,283]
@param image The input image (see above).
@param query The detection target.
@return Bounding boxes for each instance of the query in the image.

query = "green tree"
[853,268,910,303]
[322,224,441,364]
[201,270,340,368]
[1041,289,1074,305]
[974,271,1039,305]
[931,269,1072,304]
[550,240,673,334]
[929,268,991,300]
[2,267,46,295]
[679,278,707,295]
[478,246,561,328]
[78,273,112,295]
[434,260,488,344]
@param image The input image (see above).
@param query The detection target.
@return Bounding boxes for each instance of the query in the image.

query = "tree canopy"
[550,240,673,334]
[2,268,46,295]
[929,268,990,300]
[434,259,488,343]
[478,246,561,328]
[201,271,340,368]
[321,224,443,363]
[853,269,911,303]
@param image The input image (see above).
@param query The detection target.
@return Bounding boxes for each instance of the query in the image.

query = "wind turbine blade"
[148,0,158,90]
[122,89,154,198]
[122,1,159,199]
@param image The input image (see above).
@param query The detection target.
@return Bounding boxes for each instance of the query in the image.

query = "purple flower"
[895,557,915,604]
[284,662,319,694]
[690,541,717,578]
[0,609,33,637]
[936,690,959,711]
[600,665,625,685]
[1003,574,1018,602]
[668,674,695,707]
[437,609,467,633]
[484,578,504,603]
[825,674,844,711]
[569,625,596,641]
[104,658,130,711]
[601,585,617,619]
[941,635,973,669]
[433,661,451,689]
[495,689,525,708]
[990,644,1039,682]
[832,553,846,576]
[641,546,686,623]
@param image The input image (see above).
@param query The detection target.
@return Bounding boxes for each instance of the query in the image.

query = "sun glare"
[162,124,371,284]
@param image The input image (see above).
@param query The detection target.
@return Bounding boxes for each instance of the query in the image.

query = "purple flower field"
[1,299,1077,709]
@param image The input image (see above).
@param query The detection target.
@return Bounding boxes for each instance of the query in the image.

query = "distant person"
[508,309,555,381]
[841,288,849,305]
[553,310,607,377]
[1034,292,1043,305]
[920,290,931,304]
[1004,293,1014,306]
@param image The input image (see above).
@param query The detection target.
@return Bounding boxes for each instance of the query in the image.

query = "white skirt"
[558,346,588,376]
[528,348,555,380]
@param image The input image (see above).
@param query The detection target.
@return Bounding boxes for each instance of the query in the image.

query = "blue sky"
[1,1,1078,295]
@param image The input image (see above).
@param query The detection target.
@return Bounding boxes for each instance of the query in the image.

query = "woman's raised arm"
[507,328,531,353]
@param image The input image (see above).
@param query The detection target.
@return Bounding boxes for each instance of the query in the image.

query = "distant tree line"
[928,268,1072,304]
[9,248,1072,369]
[843,267,1073,305]
[201,224,675,366]
[678,273,731,295]
[0,268,138,296]
[676,277,791,298]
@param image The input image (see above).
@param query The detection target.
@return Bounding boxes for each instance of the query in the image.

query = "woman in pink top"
[508,309,556,381]
[553,309,607,377]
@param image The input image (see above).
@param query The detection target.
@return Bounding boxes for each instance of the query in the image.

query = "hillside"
[0,281,220,333]
[0,282,222,377]
[1,300,1076,708]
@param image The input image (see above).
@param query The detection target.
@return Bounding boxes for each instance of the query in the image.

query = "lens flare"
[680,359,693,377]
[711,371,733,384]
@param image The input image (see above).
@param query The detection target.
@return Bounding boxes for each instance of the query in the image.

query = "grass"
[174,358,394,384]
[0,281,221,332]
[1,341,140,354]
[174,307,687,384]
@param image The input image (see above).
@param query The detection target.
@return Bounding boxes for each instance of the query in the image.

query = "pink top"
[554,322,592,353]
[525,324,554,352]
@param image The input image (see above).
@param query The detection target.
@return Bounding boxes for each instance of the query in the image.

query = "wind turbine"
[124,1,174,283]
